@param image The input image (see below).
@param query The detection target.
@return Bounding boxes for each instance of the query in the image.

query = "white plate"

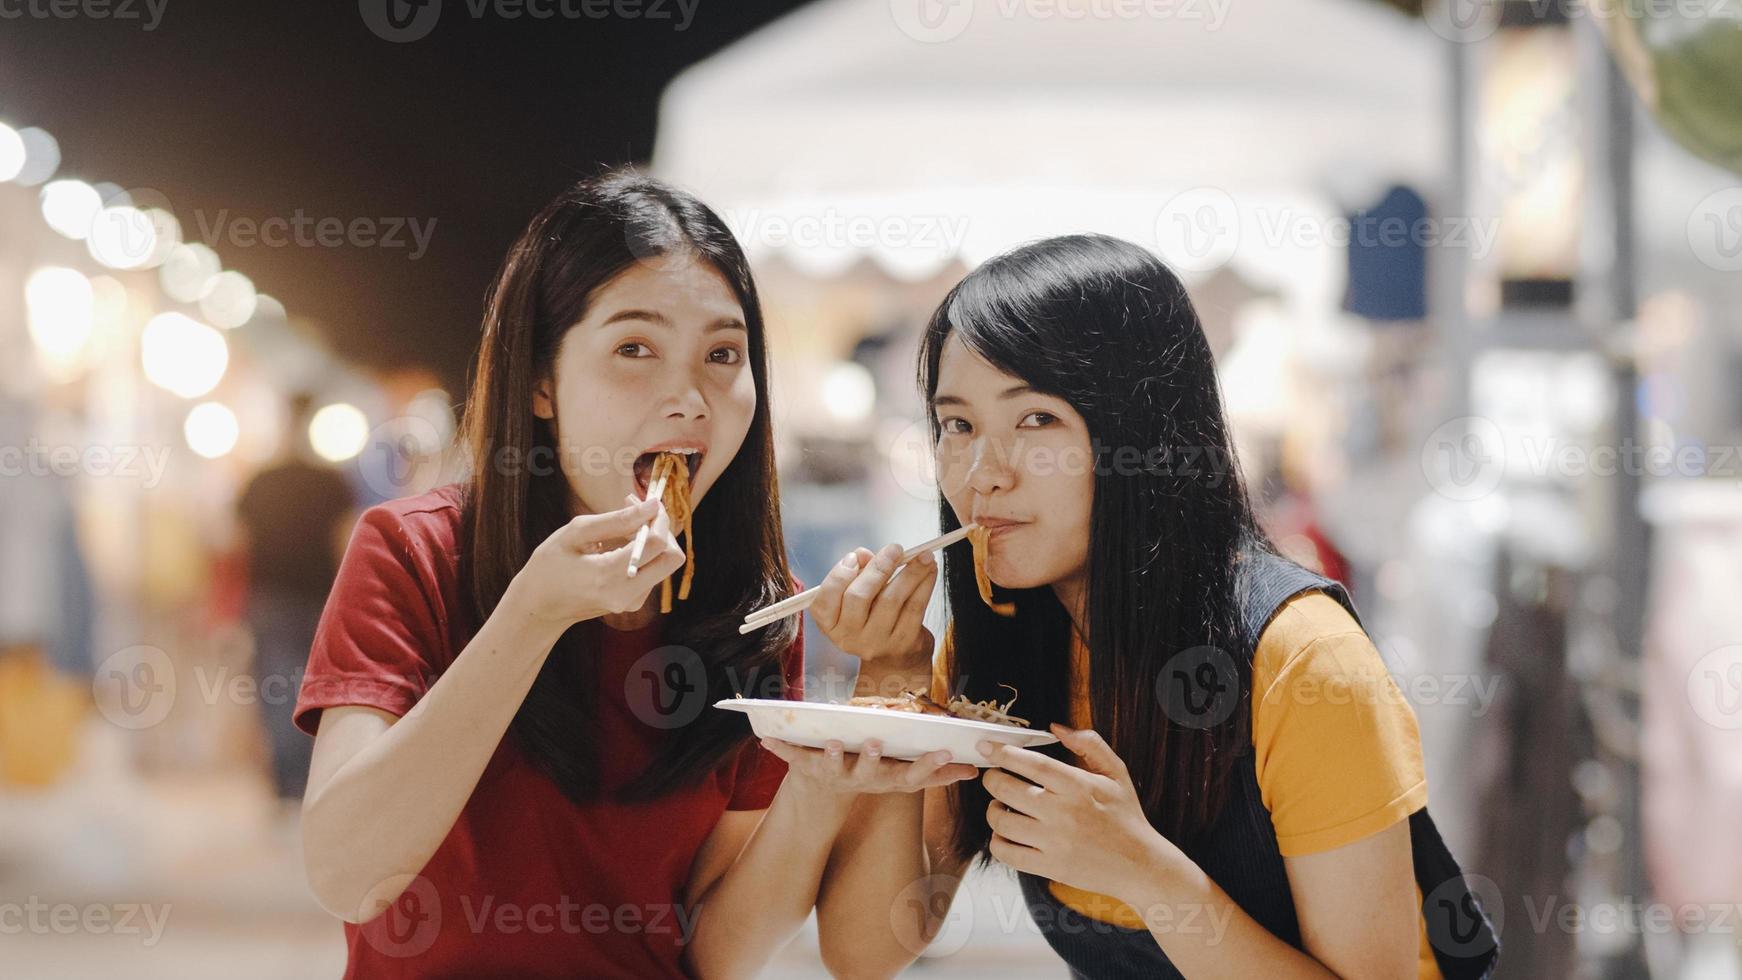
[715,698,1057,766]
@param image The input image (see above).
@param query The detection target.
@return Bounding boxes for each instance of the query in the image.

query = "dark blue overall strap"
[1237,544,1501,980]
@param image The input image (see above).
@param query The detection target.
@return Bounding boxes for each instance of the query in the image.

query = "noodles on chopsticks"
[650,452,696,614]
[966,525,1016,617]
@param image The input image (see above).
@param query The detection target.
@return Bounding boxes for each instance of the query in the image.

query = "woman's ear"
[532,374,555,420]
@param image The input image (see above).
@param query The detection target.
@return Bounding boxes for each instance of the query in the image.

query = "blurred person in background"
[237,391,358,807]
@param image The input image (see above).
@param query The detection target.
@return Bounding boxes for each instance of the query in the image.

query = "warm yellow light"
[200,270,258,329]
[40,180,101,240]
[25,267,95,382]
[13,127,60,186]
[184,402,240,459]
[141,312,228,399]
[821,362,876,423]
[309,403,369,462]
[0,123,24,182]
[87,205,158,270]
[159,243,222,303]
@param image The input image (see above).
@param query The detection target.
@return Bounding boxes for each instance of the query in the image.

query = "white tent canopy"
[654,0,1450,293]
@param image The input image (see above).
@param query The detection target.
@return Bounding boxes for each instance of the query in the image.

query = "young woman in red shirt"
[292,171,977,978]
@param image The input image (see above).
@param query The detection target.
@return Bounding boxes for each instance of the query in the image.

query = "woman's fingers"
[850,739,884,781]
[837,543,902,635]
[808,549,865,635]
[982,766,1053,818]
[599,505,677,566]
[904,751,977,789]
[899,748,945,784]
[759,738,974,792]
[986,800,1046,848]
[899,552,940,627]
[988,833,1046,875]
[562,497,660,552]
[862,550,936,645]
[980,742,1081,793]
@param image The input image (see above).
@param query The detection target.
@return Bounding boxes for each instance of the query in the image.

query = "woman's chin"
[985,558,1039,592]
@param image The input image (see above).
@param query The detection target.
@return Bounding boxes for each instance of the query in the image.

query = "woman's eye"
[938,417,971,436]
[1018,412,1058,428]
[708,346,744,365]
[617,342,653,358]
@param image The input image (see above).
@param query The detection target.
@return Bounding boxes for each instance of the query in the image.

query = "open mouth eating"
[633,448,703,499]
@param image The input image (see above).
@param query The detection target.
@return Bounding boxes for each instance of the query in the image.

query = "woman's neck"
[1050,572,1090,644]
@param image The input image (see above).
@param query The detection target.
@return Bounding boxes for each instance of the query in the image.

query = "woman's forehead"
[934,336,1036,401]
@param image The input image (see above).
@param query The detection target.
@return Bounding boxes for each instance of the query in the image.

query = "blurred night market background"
[2,0,1742,976]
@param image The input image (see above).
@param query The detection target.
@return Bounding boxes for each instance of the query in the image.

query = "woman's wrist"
[852,638,934,698]
[493,579,575,652]
[777,765,864,817]
[1116,831,1197,914]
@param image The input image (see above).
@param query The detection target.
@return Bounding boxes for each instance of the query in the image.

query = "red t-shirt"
[293,483,803,979]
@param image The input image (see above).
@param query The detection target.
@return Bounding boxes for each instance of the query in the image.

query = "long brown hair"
[459,169,796,803]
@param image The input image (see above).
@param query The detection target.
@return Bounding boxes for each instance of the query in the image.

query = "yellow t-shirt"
[932,590,1442,979]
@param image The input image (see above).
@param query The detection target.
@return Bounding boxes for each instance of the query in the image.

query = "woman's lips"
[632,450,704,498]
[977,519,1028,538]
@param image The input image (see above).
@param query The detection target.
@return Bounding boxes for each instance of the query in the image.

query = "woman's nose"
[660,370,709,421]
[965,437,1016,496]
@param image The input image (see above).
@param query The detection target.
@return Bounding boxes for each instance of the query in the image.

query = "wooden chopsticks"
[737,524,978,635]
[625,470,669,577]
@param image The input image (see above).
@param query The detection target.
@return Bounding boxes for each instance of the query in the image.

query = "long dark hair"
[919,234,1274,864]
[459,169,796,804]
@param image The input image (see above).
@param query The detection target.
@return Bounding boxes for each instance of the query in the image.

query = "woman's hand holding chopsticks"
[810,542,940,697]
[508,494,685,628]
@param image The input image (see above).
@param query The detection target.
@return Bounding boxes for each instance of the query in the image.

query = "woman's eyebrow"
[599,310,746,333]
[932,384,1041,406]
[601,308,670,328]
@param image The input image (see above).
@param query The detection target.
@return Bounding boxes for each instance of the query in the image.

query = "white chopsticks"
[737,524,978,634]
[625,471,669,577]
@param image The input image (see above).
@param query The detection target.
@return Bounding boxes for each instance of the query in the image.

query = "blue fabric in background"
[1343,184,1429,322]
